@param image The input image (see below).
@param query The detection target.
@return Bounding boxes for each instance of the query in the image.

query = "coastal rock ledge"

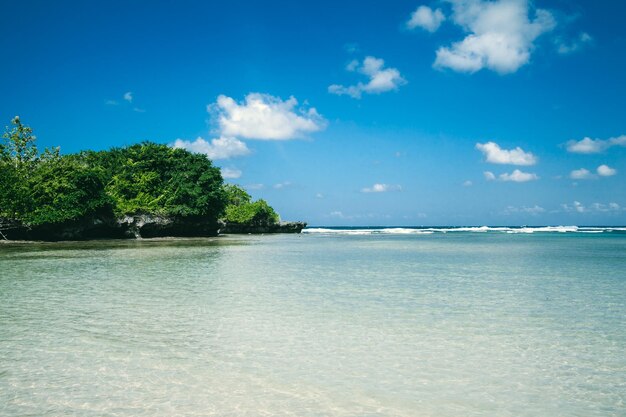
[219,221,307,234]
[0,216,306,241]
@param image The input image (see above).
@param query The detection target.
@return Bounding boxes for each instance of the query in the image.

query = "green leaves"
[25,154,110,225]
[225,199,279,226]
[0,117,284,231]
[100,143,226,218]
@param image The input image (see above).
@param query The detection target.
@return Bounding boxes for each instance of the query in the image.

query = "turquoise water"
[1,231,625,416]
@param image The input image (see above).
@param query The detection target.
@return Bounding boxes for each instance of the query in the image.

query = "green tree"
[0,116,41,219]
[101,142,226,218]
[225,199,279,225]
[25,154,110,225]
[223,184,252,206]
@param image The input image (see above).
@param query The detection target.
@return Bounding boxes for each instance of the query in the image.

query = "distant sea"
[1,227,625,416]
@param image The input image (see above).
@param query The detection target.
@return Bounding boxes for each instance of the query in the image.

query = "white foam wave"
[302,225,624,235]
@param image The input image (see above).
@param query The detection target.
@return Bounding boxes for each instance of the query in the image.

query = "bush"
[225,199,279,225]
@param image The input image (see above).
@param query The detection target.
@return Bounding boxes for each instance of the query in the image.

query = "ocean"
[1,227,625,416]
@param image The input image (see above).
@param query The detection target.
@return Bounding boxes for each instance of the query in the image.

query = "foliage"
[223,183,251,207]
[1,117,110,224]
[1,117,282,230]
[225,199,279,225]
[25,155,110,225]
[92,142,226,217]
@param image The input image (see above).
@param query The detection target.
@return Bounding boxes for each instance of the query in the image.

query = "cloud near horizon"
[361,183,402,193]
[212,93,326,140]
[434,0,556,74]
[569,165,617,179]
[329,56,407,99]
[476,141,537,165]
[566,135,626,154]
[561,201,622,214]
[485,169,539,182]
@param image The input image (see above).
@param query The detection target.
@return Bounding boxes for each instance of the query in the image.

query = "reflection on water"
[1,233,625,416]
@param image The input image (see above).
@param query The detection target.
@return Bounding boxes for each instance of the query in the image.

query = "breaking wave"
[302,226,626,235]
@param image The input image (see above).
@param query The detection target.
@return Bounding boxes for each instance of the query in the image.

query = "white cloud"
[484,171,496,180]
[329,56,407,99]
[476,141,537,165]
[221,167,242,179]
[316,193,324,199]
[561,201,622,213]
[124,92,133,103]
[212,93,326,140]
[597,164,617,177]
[105,99,118,105]
[569,168,593,180]
[133,107,145,113]
[273,181,292,189]
[434,0,556,74]
[560,201,587,213]
[566,135,626,154]
[589,202,621,212]
[407,6,446,32]
[463,180,473,186]
[171,136,250,160]
[246,183,264,190]
[503,205,545,215]
[361,183,402,193]
[499,169,539,182]
[556,32,592,55]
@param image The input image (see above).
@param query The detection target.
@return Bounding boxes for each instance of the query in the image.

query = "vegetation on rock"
[1,117,283,234]
[223,184,279,226]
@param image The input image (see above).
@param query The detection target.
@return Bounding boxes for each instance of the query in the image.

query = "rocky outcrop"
[219,221,306,234]
[0,214,220,241]
[1,216,305,241]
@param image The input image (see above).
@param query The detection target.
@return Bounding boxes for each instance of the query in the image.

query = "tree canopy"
[0,117,281,231]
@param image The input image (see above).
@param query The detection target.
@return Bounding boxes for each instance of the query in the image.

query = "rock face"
[219,221,307,234]
[0,216,305,241]
[0,214,220,241]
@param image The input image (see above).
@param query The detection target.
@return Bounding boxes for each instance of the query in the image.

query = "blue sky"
[1,0,625,226]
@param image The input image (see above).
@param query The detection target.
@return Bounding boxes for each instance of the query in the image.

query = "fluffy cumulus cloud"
[171,136,250,160]
[485,169,537,182]
[499,169,539,182]
[213,93,326,140]
[566,135,626,154]
[434,0,556,74]
[329,56,407,99]
[407,6,446,32]
[556,32,592,55]
[570,168,593,180]
[220,167,242,179]
[476,141,537,165]
[123,92,133,103]
[361,183,402,193]
[597,164,617,177]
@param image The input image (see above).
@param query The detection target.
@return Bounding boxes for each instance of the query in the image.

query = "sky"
[1,0,625,226]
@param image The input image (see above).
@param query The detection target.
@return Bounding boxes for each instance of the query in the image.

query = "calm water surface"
[1,232,625,416]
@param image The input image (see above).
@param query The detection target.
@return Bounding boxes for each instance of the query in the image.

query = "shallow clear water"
[1,232,625,416]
